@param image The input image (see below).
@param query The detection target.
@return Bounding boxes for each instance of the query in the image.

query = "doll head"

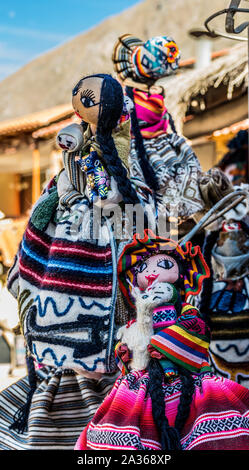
[118,229,210,310]
[72,73,139,204]
[112,34,180,85]
[56,123,84,153]
[136,254,179,289]
[72,76,102,128]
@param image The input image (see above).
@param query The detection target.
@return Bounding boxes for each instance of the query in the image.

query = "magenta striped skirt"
[75,371,249,451]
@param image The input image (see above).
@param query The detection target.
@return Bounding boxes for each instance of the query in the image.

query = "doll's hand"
[147,344,164,360]
[115,341,132,374]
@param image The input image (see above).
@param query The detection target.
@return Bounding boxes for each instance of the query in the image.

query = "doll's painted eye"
[94,160,100,167]
[157,259,174,270]
[142,294,149,299]
[81,95,96,108]
[137,262,147,273]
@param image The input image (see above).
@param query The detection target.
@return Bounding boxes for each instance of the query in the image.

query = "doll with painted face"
[116,231,211,379]
[112,34,206,231]
[56,73,140,206]
[75,229,249,451]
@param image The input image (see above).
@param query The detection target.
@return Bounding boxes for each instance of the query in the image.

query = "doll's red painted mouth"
[75,111,83,119]
[145,274,159,286]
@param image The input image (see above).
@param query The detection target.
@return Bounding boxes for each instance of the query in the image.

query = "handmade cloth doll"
[112,34,205,230]
[0,74,155,450]
[200,218,249,388]
[112,34,243,238]
[75,229,249,451]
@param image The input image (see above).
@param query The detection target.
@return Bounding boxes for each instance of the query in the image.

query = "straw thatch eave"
[161,43,248,133]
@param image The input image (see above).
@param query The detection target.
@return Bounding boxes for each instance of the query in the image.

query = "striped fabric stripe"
[19,221,113,297]
[21,239,113,274]
[75,370,249,451]
[0,369,117,450]
[151,324,211,373]
[133,90,169,139]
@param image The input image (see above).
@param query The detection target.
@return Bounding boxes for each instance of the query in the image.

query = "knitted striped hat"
[112,33,180,83]
[117,229,210,309]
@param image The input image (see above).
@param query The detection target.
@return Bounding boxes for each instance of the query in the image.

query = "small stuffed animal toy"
[76,151,110,202]
[117,280,179,370]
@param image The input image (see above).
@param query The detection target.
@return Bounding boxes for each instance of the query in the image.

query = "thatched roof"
[0,0,247,122]
[0,103,73,137]
[161,43,248,133]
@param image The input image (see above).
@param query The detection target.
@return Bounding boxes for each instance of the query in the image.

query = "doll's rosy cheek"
[157,266,179,283]
[137,271,147,289]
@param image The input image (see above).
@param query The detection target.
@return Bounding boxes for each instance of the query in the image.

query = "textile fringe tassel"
[9,355,37,434]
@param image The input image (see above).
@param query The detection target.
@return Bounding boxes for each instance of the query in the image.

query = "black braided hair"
[125,86,159,192]
[74,74,140,204]
[148,358,182,450]
[240,219,249,236]
[168,112,177,134]
[174,366,195,434]
[148,359,196,450]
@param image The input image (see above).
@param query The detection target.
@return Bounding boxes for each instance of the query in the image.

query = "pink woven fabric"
[75,372,249,451]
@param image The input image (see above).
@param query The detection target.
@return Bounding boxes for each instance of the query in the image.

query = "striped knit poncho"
[7,157,155,377]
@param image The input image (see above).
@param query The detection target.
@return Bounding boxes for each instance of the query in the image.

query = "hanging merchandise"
[200,219,249,387]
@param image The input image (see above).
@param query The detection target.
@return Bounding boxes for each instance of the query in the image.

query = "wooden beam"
[183,94,248,139]
[32,142,41,205]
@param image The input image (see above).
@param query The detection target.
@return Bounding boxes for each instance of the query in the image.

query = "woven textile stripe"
[75,371,249,450]
[19,221,113,297]
[112,34,144,81]
[0,370,116,450]
[133,90,169,139]
[150,325,211,374]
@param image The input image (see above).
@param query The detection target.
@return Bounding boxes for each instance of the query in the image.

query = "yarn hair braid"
[93,74,140,204]
[148,359,195,450]
[125,86,159,192]
[174,366,195,434]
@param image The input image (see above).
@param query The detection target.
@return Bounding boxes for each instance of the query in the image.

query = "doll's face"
[136,253,179,289]
[72,76,103,126]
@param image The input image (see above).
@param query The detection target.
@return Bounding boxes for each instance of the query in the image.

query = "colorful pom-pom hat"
[117,229,210,309]
[112,33,181,84]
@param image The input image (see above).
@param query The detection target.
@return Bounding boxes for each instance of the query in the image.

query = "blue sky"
[0,0,141,81]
